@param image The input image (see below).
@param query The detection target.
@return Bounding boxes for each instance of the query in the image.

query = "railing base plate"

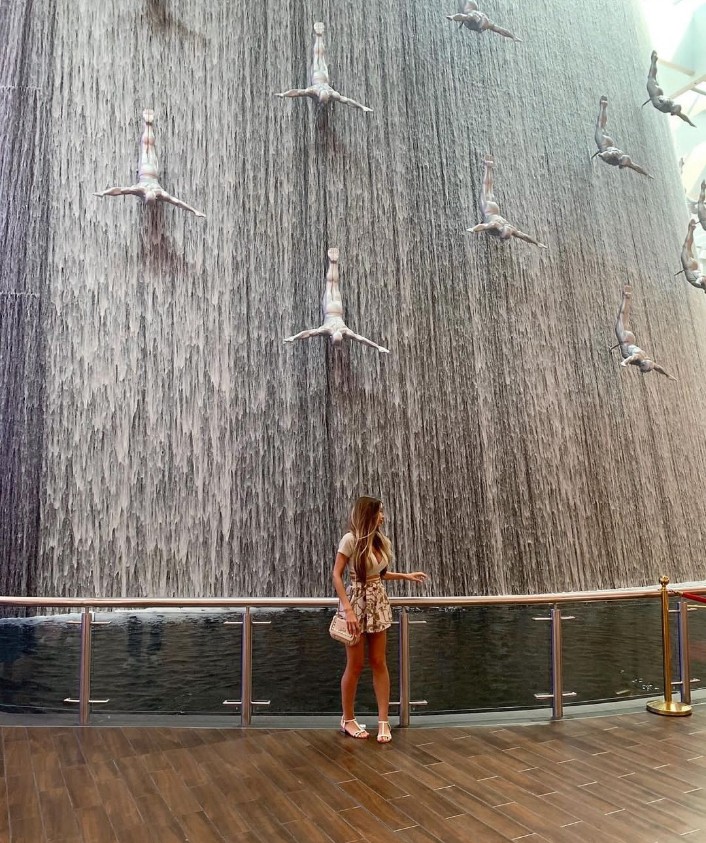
[646,699,692,717]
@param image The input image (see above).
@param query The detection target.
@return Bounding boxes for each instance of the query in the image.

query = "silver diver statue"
[643,51,696,127]
[467,157,547,249]
[446,1,522,42]
[612,285,676,379]
[593,96,652,179]
[275,22,372,114]
[676,219,706,293]
[284,248,389,353]
[95,110,205,217]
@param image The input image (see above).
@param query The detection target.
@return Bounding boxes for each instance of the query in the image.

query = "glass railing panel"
[1,592,688,724]
[0,612,80,719]
[251,608,399,717]
[90,610,242,717]
[563,599,664,706]
[686,604,706,695]
[408,605,553,713]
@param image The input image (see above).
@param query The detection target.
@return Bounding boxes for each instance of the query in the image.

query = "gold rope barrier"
[646,577,692,717]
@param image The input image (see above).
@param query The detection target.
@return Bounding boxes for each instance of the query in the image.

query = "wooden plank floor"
[3,711,706,842]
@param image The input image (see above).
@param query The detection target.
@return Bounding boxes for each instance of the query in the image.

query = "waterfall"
[3,0,706,598]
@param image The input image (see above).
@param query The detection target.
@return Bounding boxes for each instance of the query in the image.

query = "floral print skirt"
[345,579,393,634]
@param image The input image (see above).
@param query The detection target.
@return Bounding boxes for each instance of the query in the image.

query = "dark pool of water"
[0,601,699,718]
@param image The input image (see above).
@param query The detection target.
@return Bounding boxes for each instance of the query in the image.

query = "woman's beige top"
[337,532,388,578]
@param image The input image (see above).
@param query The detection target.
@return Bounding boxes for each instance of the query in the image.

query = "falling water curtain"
[0,0,56,604]
[7,0,706,599]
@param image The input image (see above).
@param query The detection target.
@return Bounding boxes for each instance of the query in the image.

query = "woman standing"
[332,496,428,743]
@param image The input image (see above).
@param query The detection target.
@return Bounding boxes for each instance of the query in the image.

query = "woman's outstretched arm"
[382,571,428,583]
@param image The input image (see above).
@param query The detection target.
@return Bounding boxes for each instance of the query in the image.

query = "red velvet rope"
[681,592,706,605]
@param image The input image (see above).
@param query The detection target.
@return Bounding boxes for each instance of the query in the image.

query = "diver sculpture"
[446,1,521,42]
[95,110,205,217]
[613,286,676,379]
[643,51,696,127]
[593,96,652,178]
[275,22,372,114]
[467,157,547,249]
[284,248,389,353]
[677,219,706,292]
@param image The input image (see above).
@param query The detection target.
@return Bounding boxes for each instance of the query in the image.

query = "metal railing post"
[550,605,564,720]
[241,607,253,727]
[223,611,270,721]
[534,604,576,718]
[78,607,93,726]
[678,597,692,705]
[398,610,410,727]
[64,609,109,722]
[647,577,691,716]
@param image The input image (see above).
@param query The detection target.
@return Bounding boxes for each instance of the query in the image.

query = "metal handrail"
[1,581,706,609]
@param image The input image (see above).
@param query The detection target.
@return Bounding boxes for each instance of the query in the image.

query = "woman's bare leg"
[341,638,366,730]
[367,631,390,722]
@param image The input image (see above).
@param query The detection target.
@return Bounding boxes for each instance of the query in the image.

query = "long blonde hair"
[349,496,392,584]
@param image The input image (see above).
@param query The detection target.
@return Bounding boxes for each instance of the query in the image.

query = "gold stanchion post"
[647,577,692,717]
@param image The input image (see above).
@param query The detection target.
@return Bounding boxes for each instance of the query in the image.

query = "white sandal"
[377,721,392,744]
[340,717,368,739]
